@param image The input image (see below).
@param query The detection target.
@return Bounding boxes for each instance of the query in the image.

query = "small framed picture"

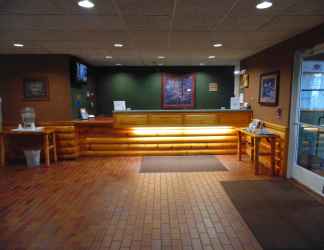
[259,71,280,106]
[240,73,249,88]
[23,78,49,101]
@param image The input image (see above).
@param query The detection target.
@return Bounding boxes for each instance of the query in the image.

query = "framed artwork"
[208,82,218,92]
[161,73,195,109]
[23,78,49,101]
[240,73,249,88]
[259,71,280,106]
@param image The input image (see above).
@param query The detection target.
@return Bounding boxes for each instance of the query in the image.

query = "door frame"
[288,45,324,197]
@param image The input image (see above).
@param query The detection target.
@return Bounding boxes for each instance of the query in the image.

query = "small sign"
[113,100,126,111]
[209,82,218,92]
[230,97,240,110]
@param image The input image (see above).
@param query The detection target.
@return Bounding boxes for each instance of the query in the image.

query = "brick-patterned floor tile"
[0,156,264,250]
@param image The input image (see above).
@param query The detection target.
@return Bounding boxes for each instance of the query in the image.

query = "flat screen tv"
[75,62,88,83]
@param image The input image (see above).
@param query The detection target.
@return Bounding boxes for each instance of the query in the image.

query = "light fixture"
[115,63,122,66]
[157,56,165,59]
[158,63,164,66]
[78,0,95,8]
[113,43,124,48]
[208,56,216,59]
[199,63,205,66]
[212,43,223,48]
[256,0,272,9]
[234,70,241,75]
[13,43,24,47]
[105,56,112,59]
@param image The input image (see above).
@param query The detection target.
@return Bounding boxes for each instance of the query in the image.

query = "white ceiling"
[0,0,324,66]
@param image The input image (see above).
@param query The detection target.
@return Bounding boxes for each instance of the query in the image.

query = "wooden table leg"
[52,133,58,163]
[250,137,255,161]
[0,135,5,167]
[253,137,260,175]
[43,134,50,166]
[270,137,276,176]
[237,131,242,161]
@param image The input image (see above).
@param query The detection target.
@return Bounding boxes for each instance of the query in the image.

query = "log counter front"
[1,110,253,163]
[77,110,253,157]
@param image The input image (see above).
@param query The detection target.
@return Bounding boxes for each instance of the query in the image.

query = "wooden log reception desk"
[2,110,253,162]
[77,109,252,157]
[1,110,289,176]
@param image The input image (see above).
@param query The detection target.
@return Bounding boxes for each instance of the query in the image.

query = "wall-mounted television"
[75,62,88,83]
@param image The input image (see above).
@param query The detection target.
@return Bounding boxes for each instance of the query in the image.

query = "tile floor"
[0,155,272,250]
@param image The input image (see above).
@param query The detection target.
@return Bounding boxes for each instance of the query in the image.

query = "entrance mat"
[140,155,228,173]
[221,180,324,250]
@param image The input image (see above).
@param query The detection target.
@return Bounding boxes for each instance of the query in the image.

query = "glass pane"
[301,73,324,90]
[300,90,324,110]
[297,124,324,177]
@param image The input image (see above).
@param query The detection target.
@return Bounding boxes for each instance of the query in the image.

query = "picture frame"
[259,71,280,106]
[161,73,195,109]
[23,78,49,101]
[240,73,249,88]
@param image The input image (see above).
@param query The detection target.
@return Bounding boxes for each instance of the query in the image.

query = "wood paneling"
[113,111,252,127]
[218,112,252,126]
[114,114,148,126]
[148,114,183,125]
[183,114,217,125]
[0,55,73,123]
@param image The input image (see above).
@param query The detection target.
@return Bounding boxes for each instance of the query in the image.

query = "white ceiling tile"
[0,15,125,31]
[117,0,174,15]
[260,15,324,32]
[124,15,170,31]
[0,0,324,65]
[286,0,324,15]
[0,0,118,15]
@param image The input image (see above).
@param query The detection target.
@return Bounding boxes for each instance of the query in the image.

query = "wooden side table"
[0,128,58,167]
[237,128,277,176]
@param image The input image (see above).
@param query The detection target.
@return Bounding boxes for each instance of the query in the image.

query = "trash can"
[24,150,41,167]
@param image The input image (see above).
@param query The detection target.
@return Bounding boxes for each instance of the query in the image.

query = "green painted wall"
[96,66,234,115]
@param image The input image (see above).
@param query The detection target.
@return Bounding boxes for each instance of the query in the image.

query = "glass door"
[289,52,324,197]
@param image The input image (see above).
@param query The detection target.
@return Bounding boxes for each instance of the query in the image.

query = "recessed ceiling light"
[78,0,95,8]
[256,0,272,9]
[115,63,122,66]
[105,56,112,59]
[208,56,216,59]
[212,43,223,48]
[157,56,165,59]
[13,43,24,47]
[199,63,205,66]
[113,43,124,48]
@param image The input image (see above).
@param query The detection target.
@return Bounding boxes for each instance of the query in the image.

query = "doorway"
[288,45,324,197]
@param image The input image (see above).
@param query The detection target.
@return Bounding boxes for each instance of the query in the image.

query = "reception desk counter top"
[113,109,251,113]
[113,109,252,128]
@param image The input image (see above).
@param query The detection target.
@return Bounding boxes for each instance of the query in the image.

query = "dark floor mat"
[221,180,324,250]
[140,155,227,173]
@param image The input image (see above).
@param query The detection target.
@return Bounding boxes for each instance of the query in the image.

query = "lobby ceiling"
[0,0,324,66]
